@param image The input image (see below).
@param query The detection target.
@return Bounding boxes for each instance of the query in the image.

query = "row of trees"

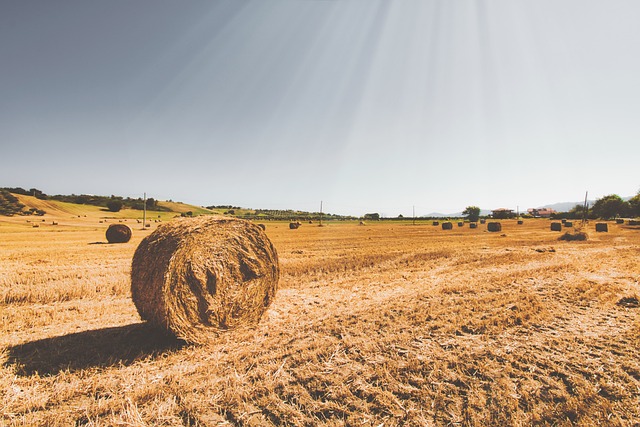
[459,192,640,222]
[575,193,640,220]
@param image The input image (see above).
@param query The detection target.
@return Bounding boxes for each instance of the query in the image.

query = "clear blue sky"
[2,1,639,217]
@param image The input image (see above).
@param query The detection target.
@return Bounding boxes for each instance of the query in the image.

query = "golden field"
[1,205,639,426]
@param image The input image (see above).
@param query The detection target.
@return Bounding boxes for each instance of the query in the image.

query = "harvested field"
[1,217,639,426]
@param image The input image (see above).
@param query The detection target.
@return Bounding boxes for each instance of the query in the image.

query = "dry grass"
[1,217,639,426]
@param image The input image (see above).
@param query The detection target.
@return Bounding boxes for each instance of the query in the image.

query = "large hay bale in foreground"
[131,216,279,344]
[487,222,502,232]
[106,224,132,243]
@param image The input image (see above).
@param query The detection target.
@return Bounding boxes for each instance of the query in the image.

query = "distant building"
[491,208,515,219]
[527,208,556,218]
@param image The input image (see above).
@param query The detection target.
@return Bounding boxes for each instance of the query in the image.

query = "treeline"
[551,193,640,220]
[0,187,170,213]
[248,209,356,221]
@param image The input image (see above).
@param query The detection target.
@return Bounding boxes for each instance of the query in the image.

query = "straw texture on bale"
[130,216,279,344]
[595,223,608,232]
[550,223,562,231]
[106,224,132,243]
[487,222,502,232]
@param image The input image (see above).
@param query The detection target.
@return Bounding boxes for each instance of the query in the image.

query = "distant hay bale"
[289,222,300,229]
[616,219,624,224]
[359,221,366,226]
[469,223,478,229]
[432,221,439,226]
[441,222,453,230]
[480,219,486,224]
[517,220,524,225]
[629,220,640,226]
[564,221,573,228]
[487,222,502,232]
[559,231,588,241]
[595,223,608,232]
[457,222,464,227]
[106,224,132,243]
[561,219,567,224]
[550,222,562,231]
[130,216,279,344]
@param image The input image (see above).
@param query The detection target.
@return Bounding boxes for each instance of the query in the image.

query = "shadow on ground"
[5,323,184,376]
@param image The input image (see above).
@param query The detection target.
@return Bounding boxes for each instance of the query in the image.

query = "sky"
[1,0,640,217]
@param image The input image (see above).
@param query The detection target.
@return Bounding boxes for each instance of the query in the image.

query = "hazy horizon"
[2,1,640,217]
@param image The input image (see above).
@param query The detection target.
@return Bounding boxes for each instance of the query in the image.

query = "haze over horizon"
[2,1,640,217]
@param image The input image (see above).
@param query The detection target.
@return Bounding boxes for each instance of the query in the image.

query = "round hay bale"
[561,219,567,224]
[517,220,524,225]
[616,219,624,224]
[595,223,608,232]
[131,216,279,344]
[441,222,453,230]
[289,222,300,229]
[564,221,573,228]
[457,222,464,227]
[487,222,502,232]
[550,222,562,232]
[432,221,439,226]
[480,219,486,224]
[106,224,132,243]
[469,222,478,229]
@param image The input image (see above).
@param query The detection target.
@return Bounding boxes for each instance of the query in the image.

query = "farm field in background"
[1,212,639,426]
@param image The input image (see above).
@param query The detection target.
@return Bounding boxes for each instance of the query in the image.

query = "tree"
[591,194,629,219]
[145,197,157,209]
[106,200,123,212]
[363,213,380,220]
[462,206,481,222]
[629,192,640,218]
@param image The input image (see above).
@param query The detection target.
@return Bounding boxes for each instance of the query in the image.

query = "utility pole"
[143,192,147,229]
[413,205,416,225]
[319,200,323,226]
[582,191,589,225]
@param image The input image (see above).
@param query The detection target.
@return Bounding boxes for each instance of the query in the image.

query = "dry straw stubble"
[130,216,279,344]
